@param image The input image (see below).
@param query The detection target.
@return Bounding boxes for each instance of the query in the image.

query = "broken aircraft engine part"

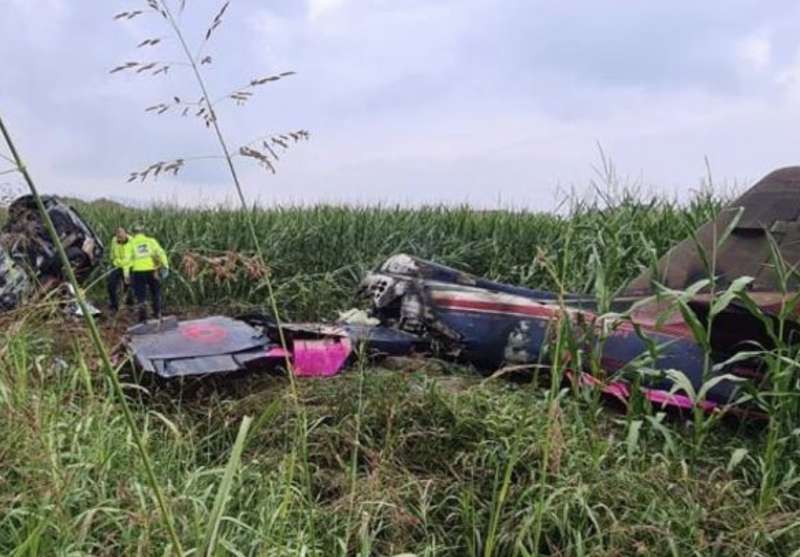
[0,244,33,311]
[0,195,104,311]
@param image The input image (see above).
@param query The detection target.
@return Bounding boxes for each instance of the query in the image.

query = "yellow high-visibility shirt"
[124,233,169,278]
[109,238,129,270]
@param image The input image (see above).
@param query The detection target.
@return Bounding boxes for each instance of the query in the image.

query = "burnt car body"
[127,167,800,415]
[0,195,104,311]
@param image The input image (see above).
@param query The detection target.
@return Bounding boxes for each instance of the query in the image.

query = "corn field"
[3,192,800,556]
[73,192,721,319]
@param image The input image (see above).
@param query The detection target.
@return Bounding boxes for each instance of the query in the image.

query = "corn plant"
[111,3,312,550]
[0,115,185,554]
[732,233,800,510]
[110,0,309,375]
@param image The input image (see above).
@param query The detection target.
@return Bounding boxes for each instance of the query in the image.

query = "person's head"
[131,223,146,235]
[115,227,128,243]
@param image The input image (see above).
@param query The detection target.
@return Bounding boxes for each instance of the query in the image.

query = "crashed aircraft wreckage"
[126,167,800,415]
[0,195,103,311]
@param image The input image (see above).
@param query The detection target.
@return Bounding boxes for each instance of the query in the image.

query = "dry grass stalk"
[111,0,309,180]
[181,250,269,284]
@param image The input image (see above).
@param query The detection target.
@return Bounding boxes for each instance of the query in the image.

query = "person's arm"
[151,239,169,269]
[122,243,132,282]
[159,243,169,269]
[112,241,126,269]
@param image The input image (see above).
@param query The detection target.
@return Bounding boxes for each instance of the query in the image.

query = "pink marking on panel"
[265,347,290,358]
[580,372,718,412]
[181,323,227,343]
[600,381,631,402]
[644,389,717,411]
[293,338,352,377]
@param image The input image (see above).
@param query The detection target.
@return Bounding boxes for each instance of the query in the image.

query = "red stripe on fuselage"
[432,296,561,319]
[431,294,692,338]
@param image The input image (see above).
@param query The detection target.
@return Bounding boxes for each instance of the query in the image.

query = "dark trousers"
[107,268,133,312]
[131,270,162,322]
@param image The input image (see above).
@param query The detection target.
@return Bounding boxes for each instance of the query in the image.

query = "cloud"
[4,0,69,48]
[308,0,347,21]
[737,32,772,72]
[4,1,800,210]
[776,48,800,101]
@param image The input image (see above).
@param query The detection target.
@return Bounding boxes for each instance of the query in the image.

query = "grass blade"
[200,415,252,557]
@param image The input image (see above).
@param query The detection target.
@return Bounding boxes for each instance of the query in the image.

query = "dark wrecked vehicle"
[126,167,800,416]
[0,195,104,311]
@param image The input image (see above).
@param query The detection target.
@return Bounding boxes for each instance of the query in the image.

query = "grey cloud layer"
[2,0,800,208]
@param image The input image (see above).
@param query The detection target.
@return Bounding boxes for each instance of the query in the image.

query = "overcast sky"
[2,0,800,209]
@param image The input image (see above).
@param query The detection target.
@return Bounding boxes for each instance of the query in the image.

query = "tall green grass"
[74,191,720,319]
[1,320,798,555]
[3,191,800,555]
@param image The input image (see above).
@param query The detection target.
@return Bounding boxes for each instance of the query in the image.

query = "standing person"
[124,223,169,322]
[106,227,134,314]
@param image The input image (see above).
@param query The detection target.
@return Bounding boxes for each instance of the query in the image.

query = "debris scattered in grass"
[2,191,799,555]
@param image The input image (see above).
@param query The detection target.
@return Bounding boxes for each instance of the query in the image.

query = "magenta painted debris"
[292,338,353,377]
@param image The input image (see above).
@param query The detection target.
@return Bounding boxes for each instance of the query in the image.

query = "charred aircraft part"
[0,245,33,311]
[0,195,104,311]
[260,321,427,377]
[359,255,758,411]
[127,316,280,378]
[3,195,104,279]
[125,167,798,418]
[262,321,427,360]
[373,254,571,304]
[352,168,800,412]
[126,314,428,379]
[627,166,800,297]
